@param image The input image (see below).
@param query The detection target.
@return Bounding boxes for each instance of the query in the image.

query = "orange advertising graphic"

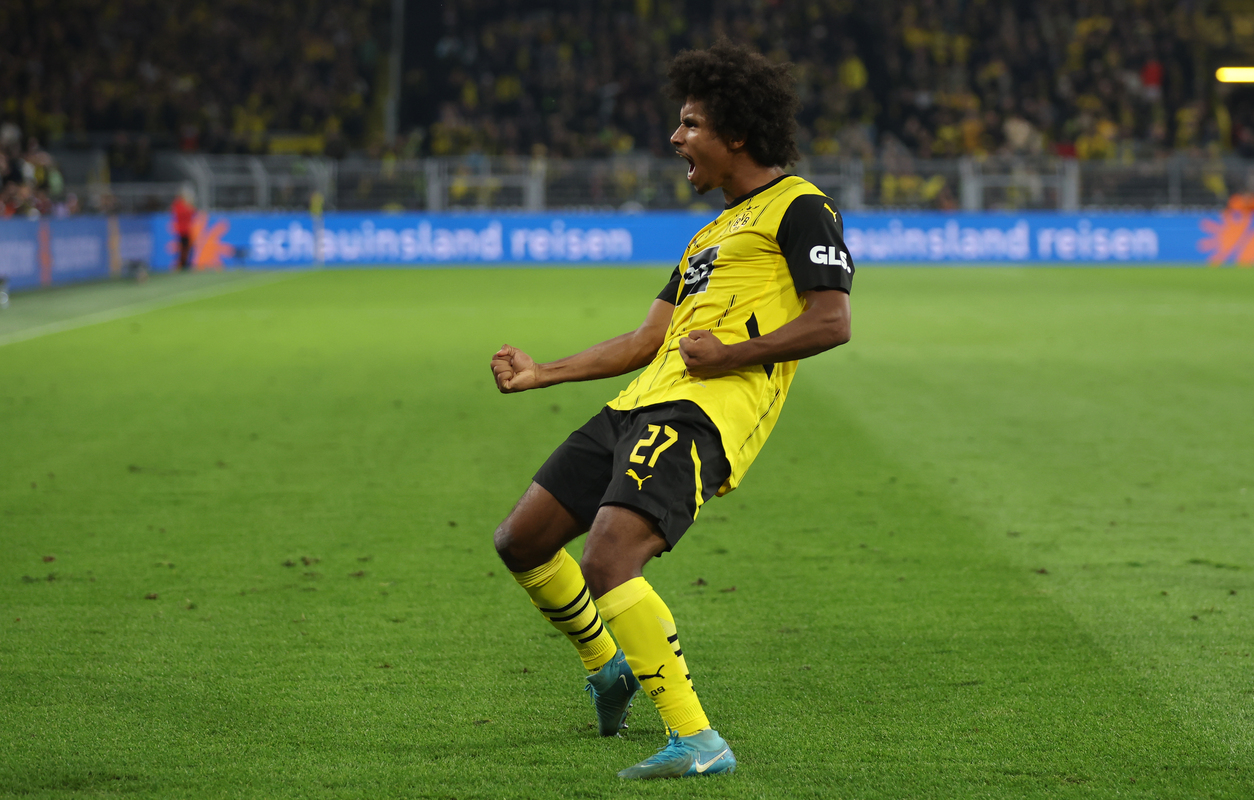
[167,212,234,269]
[1198,209,1254,267]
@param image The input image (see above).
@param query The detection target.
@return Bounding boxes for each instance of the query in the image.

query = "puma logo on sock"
[637,664,666,681]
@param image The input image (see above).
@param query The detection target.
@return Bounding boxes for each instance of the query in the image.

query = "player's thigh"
[497,407,620,572]
[493,481,586,572]
[532,408,618,527]
[598,401,730,552]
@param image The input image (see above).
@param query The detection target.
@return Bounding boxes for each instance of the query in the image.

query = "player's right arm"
[491,299,673,393]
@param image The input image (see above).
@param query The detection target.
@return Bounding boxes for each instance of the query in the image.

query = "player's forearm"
[724,299,850,368]
[536,332,657,387]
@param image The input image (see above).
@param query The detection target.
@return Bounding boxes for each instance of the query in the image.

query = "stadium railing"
[242,155,1250,212]
[53,153,1253,213]
[178,155,336,212]
[89,182,185,214]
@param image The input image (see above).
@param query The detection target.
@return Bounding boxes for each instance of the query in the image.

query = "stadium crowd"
[2,0,1253,166]
[0,0,389,158]
[426,0,1254,161]
[0,123,74,219]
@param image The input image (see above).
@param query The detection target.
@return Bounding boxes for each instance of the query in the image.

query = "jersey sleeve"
[656,264,681,304]
[775,193,855,294]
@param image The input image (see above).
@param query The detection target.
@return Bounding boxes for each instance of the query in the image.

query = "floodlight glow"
[1216,67,1254,83]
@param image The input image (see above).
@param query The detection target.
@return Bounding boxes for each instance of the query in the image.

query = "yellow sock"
[598,577,710,736]
[510,549,617,672]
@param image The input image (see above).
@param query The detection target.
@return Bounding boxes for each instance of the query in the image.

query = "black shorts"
[534,400,731,550]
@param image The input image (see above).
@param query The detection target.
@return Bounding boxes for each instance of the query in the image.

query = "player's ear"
[715,125,747,153]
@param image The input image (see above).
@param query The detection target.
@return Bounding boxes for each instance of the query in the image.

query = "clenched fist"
[491,344,540,393]
[678,330,734,378]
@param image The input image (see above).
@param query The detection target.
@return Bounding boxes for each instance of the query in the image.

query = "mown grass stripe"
[0,271,297,347]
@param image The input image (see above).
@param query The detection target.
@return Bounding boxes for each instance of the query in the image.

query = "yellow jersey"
[607,175,854,494]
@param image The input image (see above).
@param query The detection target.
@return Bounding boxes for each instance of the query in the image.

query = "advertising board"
[146,211,710,270]
[0,220,39,290]
[4,208,1251,295]
[0,215,156,291]
[145,209,1253,271]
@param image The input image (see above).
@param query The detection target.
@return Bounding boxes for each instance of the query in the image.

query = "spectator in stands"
[0,130,65,218]
[2,182,36,219]
[0,180,15,218]
[0,152,15,192]
[1,127,22,190]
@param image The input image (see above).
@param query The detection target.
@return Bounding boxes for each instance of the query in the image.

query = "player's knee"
[579,552,608,597]
[493,522,521,570]
[579,550,621,598]
[493,520,543,573]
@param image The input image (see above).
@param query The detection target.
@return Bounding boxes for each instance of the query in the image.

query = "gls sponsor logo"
[809,245,851,272]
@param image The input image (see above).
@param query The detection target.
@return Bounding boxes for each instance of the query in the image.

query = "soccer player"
[490,40,853,780]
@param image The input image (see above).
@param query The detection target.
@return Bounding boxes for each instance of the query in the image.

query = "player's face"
[670,98,735,195]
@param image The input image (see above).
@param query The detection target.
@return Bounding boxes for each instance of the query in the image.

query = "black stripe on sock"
[537,585,588,614]
[578,622,605,644]
[549,593,593,623]
[568,613,601,636]
[674,649,683,658]
[666,634,679,643]
[685,673,691,680]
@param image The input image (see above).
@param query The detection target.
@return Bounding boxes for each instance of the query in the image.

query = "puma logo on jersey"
[626,469,652,490]
[637,664,666,681]
[810,245,852,272]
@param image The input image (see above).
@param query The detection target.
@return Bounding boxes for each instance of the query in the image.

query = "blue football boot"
[617,728,736,779]
[584,650,640,736]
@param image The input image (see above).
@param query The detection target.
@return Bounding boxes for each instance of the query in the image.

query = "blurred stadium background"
[5,0,1254,216]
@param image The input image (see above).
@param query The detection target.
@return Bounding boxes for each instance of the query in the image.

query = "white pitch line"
[0,271,299,348]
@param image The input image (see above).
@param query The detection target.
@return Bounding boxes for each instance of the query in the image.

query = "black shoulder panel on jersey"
[775,193,855,295]
[656,264,681,303]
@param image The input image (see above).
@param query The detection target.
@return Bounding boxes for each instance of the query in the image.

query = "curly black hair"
[668,39,800,168]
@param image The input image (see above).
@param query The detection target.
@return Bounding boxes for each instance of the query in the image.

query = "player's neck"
[720,163,787,206]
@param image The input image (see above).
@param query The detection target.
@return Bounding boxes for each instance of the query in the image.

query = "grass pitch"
[2,266,1252,799]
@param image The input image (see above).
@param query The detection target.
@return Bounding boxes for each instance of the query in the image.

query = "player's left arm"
[680,192,853,378]
[679,289,849,377]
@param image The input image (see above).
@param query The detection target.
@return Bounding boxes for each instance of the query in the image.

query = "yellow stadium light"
[1216,67,1254,83]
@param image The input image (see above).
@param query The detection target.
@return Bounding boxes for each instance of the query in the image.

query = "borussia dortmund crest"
[727,207,753,233]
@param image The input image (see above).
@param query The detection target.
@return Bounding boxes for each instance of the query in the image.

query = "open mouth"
[677,150,695,179]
